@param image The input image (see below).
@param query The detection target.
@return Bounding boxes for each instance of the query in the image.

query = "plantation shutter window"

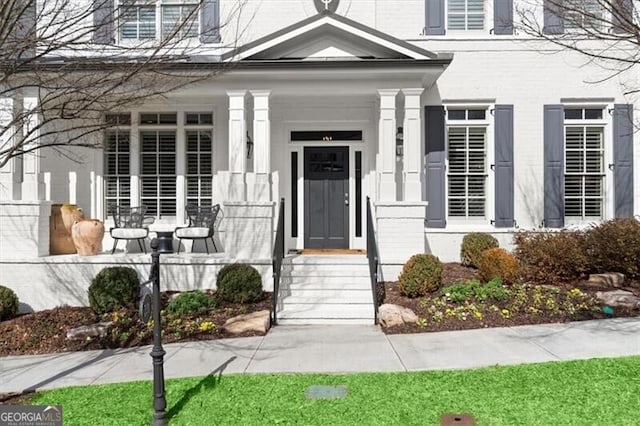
[120,1,156,40]
[448,0,485,30]
[185,112,214,207]
[564,0,605,31]
[200,0,221,43]
[447,109,488,219]
[93,0,115,44]
[564,125,604,220]
[425,0,446,35]
[613,104,634,217]
[493,105,514,227]
[492,0,513,35]
[140,113,178,217]
[425,106,446,227]
[162,3,199,39]
[104,114,132,209]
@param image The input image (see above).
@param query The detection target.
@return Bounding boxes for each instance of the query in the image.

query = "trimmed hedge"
[398,254,443,298]
[216,263,263,303]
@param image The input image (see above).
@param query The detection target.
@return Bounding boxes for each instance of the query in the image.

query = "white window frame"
[104,114,132,210]
[185,112,214,207]
[446,0,486,32]
[117,0,200,43]
[139,115,178,219]
[563,105,609,224]
[445,106,493,224]
[563,0,605,31]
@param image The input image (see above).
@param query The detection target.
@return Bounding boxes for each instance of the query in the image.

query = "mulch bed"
[0,293,272,357]
[383,263,640,334]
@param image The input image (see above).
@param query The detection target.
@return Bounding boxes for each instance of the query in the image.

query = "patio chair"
[174,204,221,254]
[108,205,151,254]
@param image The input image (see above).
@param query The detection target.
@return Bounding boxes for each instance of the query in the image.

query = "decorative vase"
[60,204,84,234]
[71,219,105,256]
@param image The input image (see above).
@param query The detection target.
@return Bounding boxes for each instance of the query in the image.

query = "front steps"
[275,255,375,325]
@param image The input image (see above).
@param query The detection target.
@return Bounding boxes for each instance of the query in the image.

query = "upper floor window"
[563,0,604,30]
[118,0,200,42]
[426,0,512,35]
[448,0,484,31]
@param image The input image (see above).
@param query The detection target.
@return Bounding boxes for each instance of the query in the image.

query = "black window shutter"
[494,105,515,227]
[425,106,446,228]
[613,104,634,218]
[543,0,564,35]
[201,0,221,43]
[92,0,114,45]
[612,0,634,33]
[543,105,565,228]
[493,0,513,35]
[425,0,446,35]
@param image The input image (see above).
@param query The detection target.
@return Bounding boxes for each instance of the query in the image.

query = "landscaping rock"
[587,272,625,288]
[595,290,640,309]
[222,310,270,334]
[378,304,418,328]
[66,322,113,340]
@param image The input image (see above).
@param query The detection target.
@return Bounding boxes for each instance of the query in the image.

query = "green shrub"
[477,248,520,285]
[460,233,499,267]
[514,231,588,285]
[441,278,507,304]
[398,254,443,298]
[88,267,140,315]
[216,263,263,303]
[0,285,19,320]
[583,218,640,279]
[167,291,217,316]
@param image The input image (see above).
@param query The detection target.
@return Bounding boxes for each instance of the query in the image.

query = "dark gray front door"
[304,146,349,249]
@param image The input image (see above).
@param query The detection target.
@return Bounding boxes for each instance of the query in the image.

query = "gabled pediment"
[222,10,439,62]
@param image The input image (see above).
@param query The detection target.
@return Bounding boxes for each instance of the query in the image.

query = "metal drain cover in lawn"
[305,385,348,400]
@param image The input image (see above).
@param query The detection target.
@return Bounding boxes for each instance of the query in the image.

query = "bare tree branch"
[0,0,244,168]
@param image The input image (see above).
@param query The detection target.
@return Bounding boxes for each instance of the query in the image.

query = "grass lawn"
[30,356,640,425]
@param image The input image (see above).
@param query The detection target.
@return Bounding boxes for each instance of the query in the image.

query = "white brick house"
[0,0,637,316]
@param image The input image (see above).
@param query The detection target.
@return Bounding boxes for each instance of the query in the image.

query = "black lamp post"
[149,232,174,426]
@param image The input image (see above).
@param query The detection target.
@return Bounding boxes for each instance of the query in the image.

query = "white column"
[68,171,77,204]
[402,88,424,201]
[130,113,140,207]
[175,111,186,223]
[0,96,22,200]
[250,90,271,201]
[21,96,44,200]
[227,90,247,201]
[377,89,398,201]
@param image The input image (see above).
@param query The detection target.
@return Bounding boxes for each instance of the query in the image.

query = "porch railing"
[271,198,285,326]
[366,196,380,325]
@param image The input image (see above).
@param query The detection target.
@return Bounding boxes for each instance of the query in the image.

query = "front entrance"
[304,146,349,249]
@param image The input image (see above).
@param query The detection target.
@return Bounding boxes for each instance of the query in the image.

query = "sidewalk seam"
[243,332,268,374]
[508,327,562,361]
[383,332,409,372]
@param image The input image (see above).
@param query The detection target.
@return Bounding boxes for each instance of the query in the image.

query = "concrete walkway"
[1,318,639,394]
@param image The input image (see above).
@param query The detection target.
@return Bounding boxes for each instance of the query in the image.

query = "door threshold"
[294,249,366,255]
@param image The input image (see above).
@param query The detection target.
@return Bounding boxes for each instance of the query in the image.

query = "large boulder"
[378,304,418,328]
[595,290,640,309]
[587,272,625,288]
[66,322,113,340]
[222,310,270,334]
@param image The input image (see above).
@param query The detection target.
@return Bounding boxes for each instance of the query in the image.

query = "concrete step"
[280,292,373,304]
[276,303,375,325]
[284,255,368,265]
[280,280,371,291]
[281,268,370,278]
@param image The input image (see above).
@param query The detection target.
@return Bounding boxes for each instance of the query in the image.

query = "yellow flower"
[474,311,483,319]
[501,309,511,319]
[198,321,215,332]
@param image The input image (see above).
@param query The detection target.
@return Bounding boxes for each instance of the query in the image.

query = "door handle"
[345,193,349,206]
